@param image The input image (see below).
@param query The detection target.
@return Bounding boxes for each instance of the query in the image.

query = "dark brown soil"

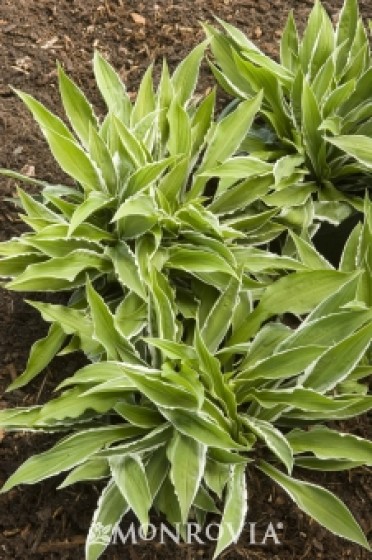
[0,1,371,559]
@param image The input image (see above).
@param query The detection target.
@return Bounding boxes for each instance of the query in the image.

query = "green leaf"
[340,223,363,272]
[1,426,140,491]
[110,455,152,530]
[260,271,354,316]
[224,207,279,232]
[236,345,325,382]
[301,78,327,178]
[114,292,147,338]
[189,93,263,198]
[300,0,325,72]
[68,192,114,236]
[156,60,173,145]
[336,0,359,76]
[208,175,273,215]
[7,250,110,291]
[157,156,189,205]
[112,193,156,222]
[24,237,102,259]
[121,368,200,410]
[201,156,272,179]
[326,135,372,168]
[280,10,299,71]
[160,408,244,450]
[17,188,64,222]
[93,51,132,124]
[15,89,75,141]
[131,64,155,125]
[0,253,47,277]
[172,41,207,106]
[144,338,196,361]
[208,58,248,99]
[88,124,117,194]
[0,406,42,430]
[176,203,222,237]
[205,23,253,93]
[258,460,370,550]
[34,386,120,425]
[295,457,365,472]
[167,432,206,522]
[243,417,293,473]
[216,17,292,83]
[167,100,191,156]
[305,274,360,321]
[7,323,65,391]
[166,247,237,277]
[191,89,216,157]
[228,271,354,345]
[213,463,247,559]
[204,459,230,498]
[208,448,248,465]
[125,158,174,198]
[283,396,372,421]
[107,241,146,299]
[0,169,49,187]
[97,424,172,458]
[303,321,372,392]
[279,309,372,350]
[273,154,304,186]
[145,447,169,499]
[194,485,220,514]
[113,115,148,167]
[0,239,41,257]
[289,231,333,269]
[232,247,306,272]
[149,268,177,341]
[194,326,237,423]
[184,232,236,268]
[30,222,114,242]
[287,426,372,464]
[115,402,162,429]
[58,64,98,148]
[336,0,359,50]
[155,476,183,528]
[230,56,289,138]
[323,80,356,119]
[44,128,103,191]
[58,361,145,389]
[246,387,360,413]
[201,275,240,352]
[86,478,128,560]
[59,458,109,488]
[28,301,92,339]
[86,277,140,363]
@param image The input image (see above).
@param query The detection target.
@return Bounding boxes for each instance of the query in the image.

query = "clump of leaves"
[0,44,269,379]
[207,0,372,227]
[0,45,371,560]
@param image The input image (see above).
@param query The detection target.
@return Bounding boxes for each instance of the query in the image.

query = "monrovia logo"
[88,521,284,547]
[89,522,113,546]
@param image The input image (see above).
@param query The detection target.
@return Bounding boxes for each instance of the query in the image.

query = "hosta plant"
[0,48,371,560]
[0,44,272,379]
[206,0,372,229]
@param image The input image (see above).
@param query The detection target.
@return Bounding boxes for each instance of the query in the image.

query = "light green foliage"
[208,0,372,226]
[0,11,371,559]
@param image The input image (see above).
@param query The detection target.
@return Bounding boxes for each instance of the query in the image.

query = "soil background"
[0,1,371,559]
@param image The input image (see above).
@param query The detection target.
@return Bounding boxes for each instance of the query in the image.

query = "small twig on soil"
[36,536,86,553]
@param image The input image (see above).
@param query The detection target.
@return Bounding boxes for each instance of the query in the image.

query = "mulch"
[0,1,371,558]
